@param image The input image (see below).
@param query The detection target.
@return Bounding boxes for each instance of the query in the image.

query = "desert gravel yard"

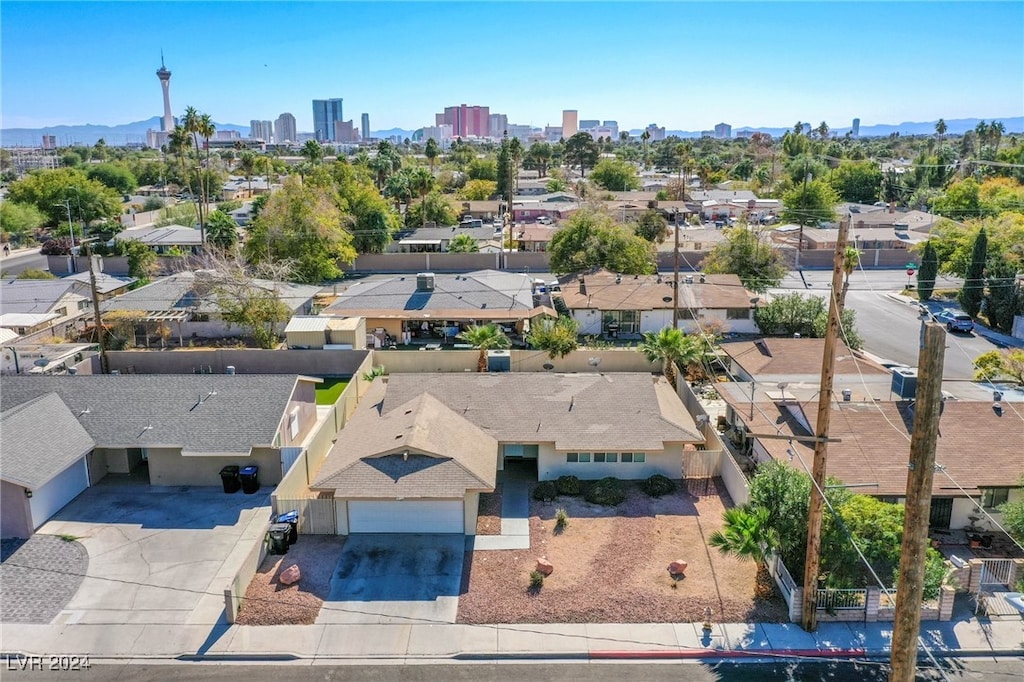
[237,536,346,625]
[476,486,503,535]
[458,478,787,624]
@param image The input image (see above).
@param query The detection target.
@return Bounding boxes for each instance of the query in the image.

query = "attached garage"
[348,500,465,534]
[28,459,90,531]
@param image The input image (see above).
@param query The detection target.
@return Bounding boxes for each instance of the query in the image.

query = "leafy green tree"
[86,163,138,195]
[548,208,654,275]
[589,158,640,191]
[998,474,1024,544]
[447,233,479,253]
[467,157,498,182]
[983,253,1024,332]
[7,168,122,227]
[15,268,57,279]
[754,292,863,348]
[457,324,510,372]
[828,161,882,204]
[972,349,1024,385]
[634,209,669,243]
[405,191,456,228]
[113,239,158,280]
[424,137,440,173]
[204,210,239,250]
[830,496,905,587]
[523,141,553,177]
[702,227,787,293]
[709,507,776,598]
[525,316,579,358]
[958,227,987,317]
[564,132,600,177]
[0,202,47,242]
[917,240,939,301]
[637,326,703,388]
[245,176,356,283]
[237,151,257,193]
[301,139,326,166]
[781,178,839,228]
[206,266,292,349]
[460,179,497,201]
[934,178,987,220]
[142,197,166,212]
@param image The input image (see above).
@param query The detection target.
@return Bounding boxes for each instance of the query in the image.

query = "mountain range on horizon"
[2,115,1021,148]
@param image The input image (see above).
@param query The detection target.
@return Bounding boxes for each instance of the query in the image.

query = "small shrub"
[57,534,80,542]
[533,480,558,502]
[642,474,676,498]
[585,477,626,506]
[556,475,582,496]
[555,508,569,529]
[529,570,545,588]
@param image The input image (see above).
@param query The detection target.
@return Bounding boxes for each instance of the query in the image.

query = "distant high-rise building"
[644,124,665,141]
[562,110,578,138]
[421,124,453,146]
[334,120,356,143]
[312,98,344,141]
[215,130,241,141]
[275,113,297,144]
[41,135,57,150]
[437,104,490,138]
[579,119,599,130]
[156,52,174,133]
[361,113,370,141]
[249,120,273,142]
[506,124,534,143]
[544,126,563,142]
[489,113,508,138]
[714,122,732,139]
[852,118,861,138]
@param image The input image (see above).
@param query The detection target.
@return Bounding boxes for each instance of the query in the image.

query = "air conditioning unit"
[486,349,511,373]
[891,368,918,399]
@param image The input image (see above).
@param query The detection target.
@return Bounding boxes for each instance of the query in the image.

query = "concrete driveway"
[317,534,464,625]
[37,475,271,627]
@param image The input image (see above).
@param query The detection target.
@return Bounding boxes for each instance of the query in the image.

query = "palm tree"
[447,233,479,253]
[638,326,702,389]
[409,166,434,226]
[838,245,860,314]
[238,151,257,194]
[457,324,510,372]
[424,137,440,174]
[816,121,829,141]
[640,129,651,169]
[935,118,947,143]
[198,113,216,242]
[168,125,191,195]
[708,507,777,599]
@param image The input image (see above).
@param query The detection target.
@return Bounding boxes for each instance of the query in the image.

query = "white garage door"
[29,458,89,530]
[348,500,464,534]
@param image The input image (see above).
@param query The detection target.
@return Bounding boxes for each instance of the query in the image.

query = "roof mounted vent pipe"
[226,366,236,375]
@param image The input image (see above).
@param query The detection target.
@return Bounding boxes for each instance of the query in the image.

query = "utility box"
[891,368,918,399]
[487,349,511,373]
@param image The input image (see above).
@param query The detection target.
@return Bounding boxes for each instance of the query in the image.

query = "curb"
[589,648,868,660]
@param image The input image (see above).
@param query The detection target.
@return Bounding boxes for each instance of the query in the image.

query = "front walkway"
[471,468,530,551]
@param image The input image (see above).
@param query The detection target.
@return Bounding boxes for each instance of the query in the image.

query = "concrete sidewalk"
[2,616,1021,661]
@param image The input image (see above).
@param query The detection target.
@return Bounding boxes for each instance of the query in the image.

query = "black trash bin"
[219,465,241,494]
[240,465,260,494]
[277,510,299,545]
[266,523,290,555]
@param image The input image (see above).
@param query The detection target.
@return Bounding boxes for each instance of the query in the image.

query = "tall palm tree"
[198,113,216,241]
[709,506,777,599]
[182,107,208,241]
[638,326,702,389]
[640,129,651,169]
[168,125,191,196]
[934,118,947,143]
[816,121,830,141]
[409,166,434,226]
[238,151,257,194]
[424,137,440,174]
[838,245,860,315]
[457,324,510,372]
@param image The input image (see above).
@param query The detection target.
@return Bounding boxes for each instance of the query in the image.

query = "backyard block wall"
[103,349,370,376]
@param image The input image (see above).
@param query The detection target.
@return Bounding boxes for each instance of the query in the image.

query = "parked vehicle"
[937,310,974,333]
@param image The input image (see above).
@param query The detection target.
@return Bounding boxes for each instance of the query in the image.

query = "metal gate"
[979,559,1013,590]
[275,498,336,535]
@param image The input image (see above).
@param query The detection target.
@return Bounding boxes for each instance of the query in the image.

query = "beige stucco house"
[310,372,703,535]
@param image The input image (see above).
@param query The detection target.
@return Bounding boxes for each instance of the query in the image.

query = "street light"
[53,199,76,248]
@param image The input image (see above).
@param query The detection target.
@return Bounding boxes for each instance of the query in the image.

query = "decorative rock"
[279,564,301,585]
[535,558,554,576]
[669,560,688,576]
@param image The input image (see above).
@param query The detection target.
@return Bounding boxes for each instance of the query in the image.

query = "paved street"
[0,247,48,277]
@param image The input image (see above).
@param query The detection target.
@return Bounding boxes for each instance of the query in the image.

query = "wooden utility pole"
[800,216,849,631]
[672,210,680,329]
[890,322,946,682]
[84,247,109,374]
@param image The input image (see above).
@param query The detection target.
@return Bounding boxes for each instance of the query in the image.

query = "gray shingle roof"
[0,375,301,455]
[1,393,95,489]
[64,272,138,295]
[0,279,85,315]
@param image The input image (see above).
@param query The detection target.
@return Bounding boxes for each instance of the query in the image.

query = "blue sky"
[2,1,1022,132]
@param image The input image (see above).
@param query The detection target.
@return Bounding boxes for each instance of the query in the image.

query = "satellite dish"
[542,363,554,371]
[34,358,50,367]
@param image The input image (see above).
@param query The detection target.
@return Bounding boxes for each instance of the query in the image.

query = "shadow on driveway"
[327,534,464,602]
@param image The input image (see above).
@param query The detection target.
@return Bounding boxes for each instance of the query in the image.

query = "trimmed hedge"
[556,475,582,496]
[642,474,676,498]
[585,477,626,506]
[533,480,558,501]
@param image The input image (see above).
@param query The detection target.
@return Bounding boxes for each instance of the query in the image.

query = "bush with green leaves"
[532,480,557,502]
[555,508,569,530]
[642,474,676,498]
[585,477,626,506]
[529,570,545,588]
[556,475,582,496]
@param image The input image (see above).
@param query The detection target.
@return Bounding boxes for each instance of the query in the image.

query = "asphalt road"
[4,658,1021,681]
[0,249,47,277]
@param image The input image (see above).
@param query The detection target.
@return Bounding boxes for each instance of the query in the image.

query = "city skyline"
[1,2,1021,133]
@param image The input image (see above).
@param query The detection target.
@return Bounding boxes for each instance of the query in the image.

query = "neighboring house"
[515,225,558,252]
[792,226,924,251]
[0,328,20,345]
[718,396,1023,532]
[1,343,97,376]
[688,189,780,222]
[512,200,581,224]
[457,200,501,221]
[0,374,322,489]
[114,225,204,255]
[389,225,497,254]
[557,268,761,336]
[656,227,727,254]
[0,279,92,339]
[321,270,555,341]
[64,271,137,300]
[100,271,322,344]
[1,393,95,538]
[284,316,367,350]
[720,337,888,385]
[310,372,702,534]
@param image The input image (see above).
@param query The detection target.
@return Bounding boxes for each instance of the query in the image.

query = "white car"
[537,216,553,225]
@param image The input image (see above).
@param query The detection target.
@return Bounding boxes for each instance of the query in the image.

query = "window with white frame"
[566,452,579,463]
[982,488,1010,509]
[594,452,607,462]
[578,452,591,462]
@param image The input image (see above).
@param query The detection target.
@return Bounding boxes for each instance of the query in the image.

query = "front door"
[929,497,953,529]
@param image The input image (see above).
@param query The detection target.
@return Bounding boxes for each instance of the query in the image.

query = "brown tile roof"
[733,399,1023,495]
[721,338,888,378]
[558,269,756,311]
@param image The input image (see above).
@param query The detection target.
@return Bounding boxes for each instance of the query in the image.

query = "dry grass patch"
[236,536,345,625]
[476,485,503,536]
[458,479,787,624]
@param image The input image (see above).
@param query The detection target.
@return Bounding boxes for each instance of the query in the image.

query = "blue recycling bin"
[240,465,260,494]
[277,510,298,545]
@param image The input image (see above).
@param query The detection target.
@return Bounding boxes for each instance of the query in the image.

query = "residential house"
[321,270,555,343]
[100,271,322,344]
[0,278,92,339]
[689,189,780,222]
[719,337,889,385]
[389,225,498,254]
[64,271,137,300]
[310,372,703,534]
[114,225,204,255]
[511,192,581,223]
[557,269,761,336]
[1,343,98,376]
[0,374,323,492]
[515,225,558,252]
[457,200,501,222]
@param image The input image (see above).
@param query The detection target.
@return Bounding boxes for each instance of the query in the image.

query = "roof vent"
[684,274,694,284]
[226,365,236,375]
[842,388,852,402]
